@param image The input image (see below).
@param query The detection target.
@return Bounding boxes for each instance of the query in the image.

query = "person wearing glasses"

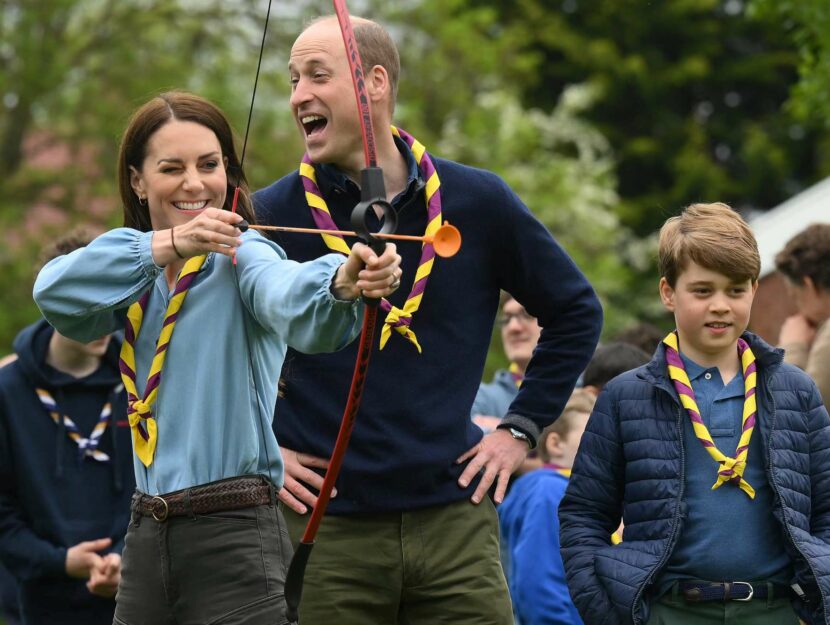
[472,293,542,435]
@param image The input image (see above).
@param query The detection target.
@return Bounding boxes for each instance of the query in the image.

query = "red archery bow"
[283,1,390,620]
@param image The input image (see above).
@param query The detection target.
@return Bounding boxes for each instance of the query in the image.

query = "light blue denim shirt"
[33,228,363,495]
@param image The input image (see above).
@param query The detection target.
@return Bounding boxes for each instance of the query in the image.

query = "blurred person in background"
[581,341,651,396]
[775,223,830,403]
[612,322,665,357]
[498,389,595,625]
[472,293,542,434]
[0,231,132,625]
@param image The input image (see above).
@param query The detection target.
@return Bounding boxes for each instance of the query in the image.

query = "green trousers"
[647,585,800,625]
[281,497,514,625]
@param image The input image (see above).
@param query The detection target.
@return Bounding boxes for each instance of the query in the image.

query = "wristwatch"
[504,427,532,449]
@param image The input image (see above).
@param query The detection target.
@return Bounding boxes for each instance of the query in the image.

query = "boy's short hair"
[582,342,651,390]
[775,223,830,291]
[613,322,664,357]
[37,228,96,271]
[538,389,596,462]
[658,202,760,287]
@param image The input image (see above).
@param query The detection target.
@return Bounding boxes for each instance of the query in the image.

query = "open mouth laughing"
[301,114,328,137]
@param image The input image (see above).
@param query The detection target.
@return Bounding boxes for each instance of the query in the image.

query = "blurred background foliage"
[1,0,829,376]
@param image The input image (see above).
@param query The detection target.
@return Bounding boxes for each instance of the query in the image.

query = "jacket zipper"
[763,376,829,624]
[631,402,685,625]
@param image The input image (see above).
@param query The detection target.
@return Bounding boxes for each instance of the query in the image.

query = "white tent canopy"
[750,177,830,278]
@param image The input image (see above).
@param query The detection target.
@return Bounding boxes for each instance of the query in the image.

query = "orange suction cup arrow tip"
[432,223,462,258]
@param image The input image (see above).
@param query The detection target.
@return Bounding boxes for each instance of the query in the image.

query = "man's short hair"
[353,20,400,106]
[658,202,760,287]
[305,16,400,111]
[582,342,650,390]
[775,223,830,291]
[538,389,595,462]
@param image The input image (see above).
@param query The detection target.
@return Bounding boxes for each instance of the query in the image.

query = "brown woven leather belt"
[133,475,274,522]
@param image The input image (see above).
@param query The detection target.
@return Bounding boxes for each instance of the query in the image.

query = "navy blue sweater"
[0,320,134,624]
[254,152,602,513]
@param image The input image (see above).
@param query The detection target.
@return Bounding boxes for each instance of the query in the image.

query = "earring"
[138,195,147,206]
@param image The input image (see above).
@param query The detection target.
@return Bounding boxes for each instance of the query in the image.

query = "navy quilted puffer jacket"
[560,332,830,625]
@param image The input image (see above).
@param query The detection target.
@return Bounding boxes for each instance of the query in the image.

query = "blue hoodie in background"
[499,467,583,625]
[0,320,134,625]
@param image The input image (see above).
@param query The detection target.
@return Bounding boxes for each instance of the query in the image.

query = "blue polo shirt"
[657,353,792,591]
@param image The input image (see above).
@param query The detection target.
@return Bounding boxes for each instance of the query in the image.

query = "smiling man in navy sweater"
[254,15,603,624]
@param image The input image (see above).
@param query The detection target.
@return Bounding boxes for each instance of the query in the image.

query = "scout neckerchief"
[35,385,122,462]
[663,331,758,499]
[509,362,524,388]
[119,255,206,467]
[544,462,571,478]
[300,126,442,353]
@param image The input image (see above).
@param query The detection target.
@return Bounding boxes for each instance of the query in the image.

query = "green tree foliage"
[751,0,830,126]
[2,0,809,369]
[0,0,295,352]
[438,85,660,374]
[471,0,830,236]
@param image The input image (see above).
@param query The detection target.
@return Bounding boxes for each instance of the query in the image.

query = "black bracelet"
[170,227,185,259]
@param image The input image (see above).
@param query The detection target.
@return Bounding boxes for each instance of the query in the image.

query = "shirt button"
[704,372,712,380]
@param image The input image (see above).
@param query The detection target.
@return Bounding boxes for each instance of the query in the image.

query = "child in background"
[498,389,595,625]
[560,203,830,625]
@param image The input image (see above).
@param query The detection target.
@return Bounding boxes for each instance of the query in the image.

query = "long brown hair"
[118,91,256,231]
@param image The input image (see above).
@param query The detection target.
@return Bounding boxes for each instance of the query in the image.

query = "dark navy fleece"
[0,320,133,625]
[254,146,602,514]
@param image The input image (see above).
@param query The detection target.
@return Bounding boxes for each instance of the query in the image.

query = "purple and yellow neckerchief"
[299,126,442,353]
[509,362,524,388]
[118,254,206,467]
[543,462,571,478]
[663,331,758,499]
[35,386,121,462]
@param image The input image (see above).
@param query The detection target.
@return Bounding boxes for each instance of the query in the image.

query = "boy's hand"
[456,429,529,504]
[86,553,121,597]
[65,537,110,579]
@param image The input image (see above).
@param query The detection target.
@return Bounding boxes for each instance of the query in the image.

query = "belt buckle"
[151,495,169,521]
[732,581,754,601]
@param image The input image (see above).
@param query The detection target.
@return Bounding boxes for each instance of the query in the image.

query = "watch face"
[509,428,527,439]
[507,427,532,449]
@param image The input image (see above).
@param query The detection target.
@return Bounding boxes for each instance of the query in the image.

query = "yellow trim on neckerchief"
[119,255,206,467]
[663,331,758,499]
[299,126,443,353]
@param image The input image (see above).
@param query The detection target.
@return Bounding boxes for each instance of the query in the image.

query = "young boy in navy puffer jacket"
[560,203,830,625]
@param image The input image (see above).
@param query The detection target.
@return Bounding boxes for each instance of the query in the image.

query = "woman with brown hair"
[33,91,402,625]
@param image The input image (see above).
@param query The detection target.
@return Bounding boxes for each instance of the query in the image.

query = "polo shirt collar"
[314,135,421,202]
[679,352,745,399]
